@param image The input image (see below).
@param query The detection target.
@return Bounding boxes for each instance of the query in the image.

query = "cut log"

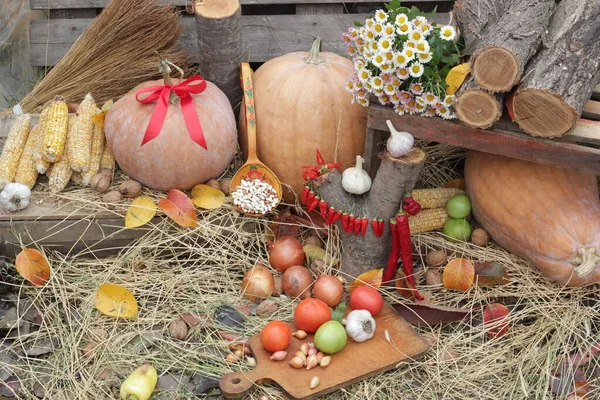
[314,149,426,279]
[469,0,554,92]
[195,0,243,112]
[455,76,503,129]
[511,0,600,138]
[453,0,504,56]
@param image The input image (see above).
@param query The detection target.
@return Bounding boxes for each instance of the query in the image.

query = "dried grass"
[19,0,188,113]
[1,144,599,399]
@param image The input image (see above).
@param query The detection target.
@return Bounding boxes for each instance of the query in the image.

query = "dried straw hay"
[1,144,599,399]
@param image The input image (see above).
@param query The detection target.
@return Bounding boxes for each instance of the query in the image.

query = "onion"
[282,266,314,299]
[313,275,344,307]
[268,236,305,272]
[241,264,275,302]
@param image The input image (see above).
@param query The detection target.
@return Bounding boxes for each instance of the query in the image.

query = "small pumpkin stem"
[355,155,363,170]
[155,51,181,104]
[305,37,324,65]
[573,247,600,277]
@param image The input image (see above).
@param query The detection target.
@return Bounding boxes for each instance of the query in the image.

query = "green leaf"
[331,303,347,323]
[385,0,402,12]
[353,20,363,27]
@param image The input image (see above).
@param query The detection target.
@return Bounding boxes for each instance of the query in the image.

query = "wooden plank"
[367,104,600,175]
[582,100,600,120]
[30,0,451,9]
[0,195,120,221]
[29,13,448,66]
[593,84,600,101]
[296,3,344,13]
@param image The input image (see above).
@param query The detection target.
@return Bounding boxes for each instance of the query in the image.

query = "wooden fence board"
[29,13,449,66]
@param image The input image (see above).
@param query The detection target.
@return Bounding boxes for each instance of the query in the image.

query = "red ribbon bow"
[135,76,208,149]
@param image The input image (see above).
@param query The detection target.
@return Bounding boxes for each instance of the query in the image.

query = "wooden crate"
[28,0,454,67]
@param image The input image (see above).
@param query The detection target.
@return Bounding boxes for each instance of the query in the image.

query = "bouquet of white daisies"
[343,1,461,119]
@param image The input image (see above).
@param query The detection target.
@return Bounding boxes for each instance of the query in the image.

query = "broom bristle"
[20,0,189,112]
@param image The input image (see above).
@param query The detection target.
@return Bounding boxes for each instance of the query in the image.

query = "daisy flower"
[396,67,410,80]
[359,27,375,41]
[369,76,384,90]
[395,13,408,26]
[379,62,393,73]
[422,92,438,105]
[415,101,427,113]
[355,36,366,46]
[383,51,394,63]
[390,92,402,105]
[377,93,392,105]
[405,99,417,114]
[378,37,393,52]
[394,103,406,115]
[355,88,368,98]
[425,106,438,117]
[436,106,453,119]
[408,30,424,42]
[374,9,388,23]
[371,52,385,67]
[372,22,384,36]
[419,23,432,36]
[409,61,424,78]
[405,41,416,49]
[369,41,379,52]
[402,47,415,60]
[393,52,409,67]
[342,32,353,44]
[346,45,357,57]
[396,23,411,35]
[398,90,412,104]
[382,23,396,37]
[349,28,359,40]
[345,79,355,92]
[415,40,430,54]
[439,25,456,41]
[390,77,402,87]
[356,97,370,107]
[357,68,371,82]
[417,52,433,63]
[365,18,375,29]
[373,87,384,96]
[412,16,427,28]
[415,96,426,107]
[354,58,366,71]
[443,95,455,106]
[383,82,396,96]
[380,72,394,82]
[409,82,423,95]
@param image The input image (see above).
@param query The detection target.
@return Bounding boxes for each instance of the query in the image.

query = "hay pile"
[1,144,599,399]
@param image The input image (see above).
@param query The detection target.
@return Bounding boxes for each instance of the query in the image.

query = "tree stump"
[455,76,503,129]
[314,149,426,279]
[195,0,243,112]
[510,0,600,138]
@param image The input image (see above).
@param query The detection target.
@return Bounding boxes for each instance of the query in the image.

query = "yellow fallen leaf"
[95,283,138,319]
[15,248,50,286]
[445,63,471,95]
[101,99,114,112]
[349,268,383,292]
[303,244,338,266]
[125,196,156,228]
[191,184,226,209]
[91,111,108,128]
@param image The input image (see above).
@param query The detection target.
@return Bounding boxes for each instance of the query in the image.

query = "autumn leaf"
[303,244,338,266]
[349,268,383,292]
[474,261,510,286]
[392,302,472,326]
[442,258,474,291]
[444,178,466,191]
[125,196,156,228]
[95,283,138,319]
[445,63,470,95]
[191,184,226,209]
[482,303,509,338]
[266,209,299,242]
[15,248,50,286]
[394,269,415,300]
[158,189,198,227]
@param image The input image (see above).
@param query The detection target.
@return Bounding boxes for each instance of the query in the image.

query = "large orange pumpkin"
[465,151,600,287]
[105,79,237,190]
[239,37,368,202]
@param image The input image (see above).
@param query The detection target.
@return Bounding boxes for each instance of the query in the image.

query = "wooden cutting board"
[220,303,429,399]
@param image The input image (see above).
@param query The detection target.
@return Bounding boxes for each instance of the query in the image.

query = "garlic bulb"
[0,182,31,212]
[341,155,371,195]
[345,309,376,342]
[385,120,414,158]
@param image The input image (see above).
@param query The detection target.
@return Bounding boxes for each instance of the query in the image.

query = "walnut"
[425,269,443,287]
[169,319,188,340]
[119,180,142,198]
[219,178,232,196]
[90,169,113,193]
[425,250,447,268]
[205,179,221,191]
[102,190,122,205]
[256,299,278,316]
[471,228,490,246]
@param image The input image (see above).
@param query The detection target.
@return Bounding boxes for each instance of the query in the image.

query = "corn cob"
[33,108,50,174]
[48,144,73,193]
[81,125,105,186]
[42,95,69,162]
[411,188,464,209]
[0,114,31,189]
[68,93,97,172]
[408,208,449,234]
[99,141,116,170]
[14,124,43,189]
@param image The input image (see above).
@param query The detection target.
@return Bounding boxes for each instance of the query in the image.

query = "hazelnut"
[205,179,221,191]
[256,299,278,316]
[219,178,232,196]
[102,190,122,204]
[119,180,142,198]
[180,313,200,327]
[303,235,323,248]
[425,250,447,268]
[90,169,113,193]
[168,319,188,340]
[471,228,490,247]
[425,269,443,287]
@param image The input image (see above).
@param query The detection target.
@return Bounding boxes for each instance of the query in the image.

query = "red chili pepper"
[348,214,356,234]
[301,165,319,171]
[302,170,320,181]
[307,195,320,213]
[301,186,310,205]
[319,199,328,219]
[331,209,342,224]
[360,217,368,236]
[353,216,361,235]
[383,218,399,282]
[315,148,325,166]
[371,219,379,236]
[306,190,316,206]
[402,196,421,216]
[378,219,385,237]
[326,206,335,224]
[341,213,350,232]
[326,162,343,169]
[396,213,424,300]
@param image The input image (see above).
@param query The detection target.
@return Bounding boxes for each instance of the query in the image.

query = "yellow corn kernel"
[48,143,73,193]
[0,114,31,189]
[81,124,105,186]
[408,208,449,234]
[99,141,115,170]
[411,188,464,209]
[14,124,43,189]
[42,95,69,162]
[68,93,97,172]
[33,108,51,174]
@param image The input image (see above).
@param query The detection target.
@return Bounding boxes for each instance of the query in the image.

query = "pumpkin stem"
[156,51,184,104]
[573,247,600,277]
[305,37,324,65]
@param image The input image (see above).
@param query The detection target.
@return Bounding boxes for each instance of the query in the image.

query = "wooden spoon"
[230,63,282,216]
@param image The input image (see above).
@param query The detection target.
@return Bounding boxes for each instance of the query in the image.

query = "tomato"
[260,320,291,352]
[314,320,347,354]
[294,298,331,333]
[349,286,384,316]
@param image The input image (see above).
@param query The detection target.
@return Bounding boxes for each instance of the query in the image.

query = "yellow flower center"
[406,41,415,48]
[374,24,383,33]
[385,26,395,35]
[417,43,426,52]
[405,49,414,57]
[400,24,409,32]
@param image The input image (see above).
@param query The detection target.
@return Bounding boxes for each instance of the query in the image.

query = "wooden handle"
[240,62,258,162]
[219,368,271,398]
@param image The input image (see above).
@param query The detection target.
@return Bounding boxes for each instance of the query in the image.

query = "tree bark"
[455,76,504,129]
[453,0,505,56]
[469,0,554,92]
[511,0,600,138]
[195,0,243,113]
[314,149,426,279]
